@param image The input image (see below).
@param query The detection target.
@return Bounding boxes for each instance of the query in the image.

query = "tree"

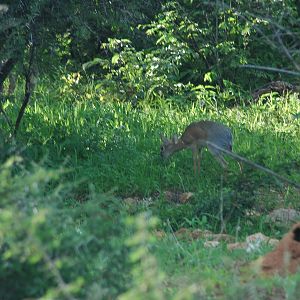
[0,0,164,136]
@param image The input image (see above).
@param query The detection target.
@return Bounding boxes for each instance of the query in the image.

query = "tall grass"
[1,80,300,298]
[2,82,299,231]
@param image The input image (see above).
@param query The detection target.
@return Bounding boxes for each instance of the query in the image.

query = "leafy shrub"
[83,38,192,104]
[0,157,130,299]
[83,0,299,105]
[119,213,166,300]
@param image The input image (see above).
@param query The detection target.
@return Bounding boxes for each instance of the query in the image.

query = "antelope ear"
[173,135,179,144]
[160,134,168,143]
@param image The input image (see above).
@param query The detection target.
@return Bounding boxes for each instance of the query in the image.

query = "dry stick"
[206,141,300,190]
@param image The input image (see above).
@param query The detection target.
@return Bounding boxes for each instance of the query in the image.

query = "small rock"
[190,229,212,240]
[267,208,300,225]
[203,233,234,242]
[246,233,270,253]
[246,232,269,244]
[204,241,220,248]
[227,242,247,251]
[164,191,194,203]
[141,197,153,206]
[174,228,191,239]
[164,191,179,203]
[245,209,261,217]
[123,197,139,205]
[211,233,234,242]
[179,192,194,203]
[268,238,279,247]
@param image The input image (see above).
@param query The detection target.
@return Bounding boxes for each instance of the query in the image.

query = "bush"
[0,157,130,299]
[84,0,299,105]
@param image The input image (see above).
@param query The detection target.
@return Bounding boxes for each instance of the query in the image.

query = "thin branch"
[274,30,300,71]
[246,10,298,40]
[206,141,300,190]
[210,1,278,49]
[43,251,77,300]
[28,232,77,300]
[239,64,300,77]
[213,1,300,64]
[235,7,300,70]
[14,38,36,136]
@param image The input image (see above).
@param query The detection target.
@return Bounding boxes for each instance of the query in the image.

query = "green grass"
[122,213,300,299]
[10,87,299,229]
[1,82,300,298]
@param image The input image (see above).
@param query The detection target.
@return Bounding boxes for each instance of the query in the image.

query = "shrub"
[0,157,130,299]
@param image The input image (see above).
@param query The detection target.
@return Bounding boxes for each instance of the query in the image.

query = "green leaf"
[112,54,120,65]
[82,58,107,70]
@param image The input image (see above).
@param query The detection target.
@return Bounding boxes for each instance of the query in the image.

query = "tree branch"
[14,38,36,136]
[239,64,300,77]
[274,29,300,71]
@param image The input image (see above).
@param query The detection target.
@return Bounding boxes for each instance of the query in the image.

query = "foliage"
[139,0,300,88]
[0,0,164,75]
[0,157,130,299]
[83,0,300,105]
[1,80,299,231]
[153,233,300,299]
[84,38,196,104]
[1,0,300,298]
[119,214,166,300]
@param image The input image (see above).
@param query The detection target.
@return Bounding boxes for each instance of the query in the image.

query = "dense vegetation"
[1,0,300,299]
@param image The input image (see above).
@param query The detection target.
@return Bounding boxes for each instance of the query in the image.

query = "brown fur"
[180,122,209,146]
[260,222,300,275]
[160,120,233,174]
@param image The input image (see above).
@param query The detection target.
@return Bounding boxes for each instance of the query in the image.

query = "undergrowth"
[4,83,299,229]
[1,81,300,299]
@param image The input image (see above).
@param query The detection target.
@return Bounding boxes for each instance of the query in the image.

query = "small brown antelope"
[160,120,241,174]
